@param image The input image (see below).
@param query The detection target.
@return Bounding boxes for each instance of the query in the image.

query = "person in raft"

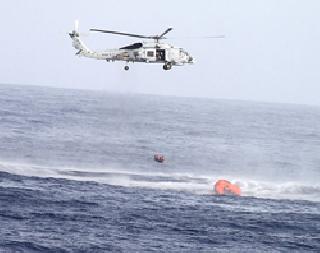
[215,179,241,196]
[154,154,165,163]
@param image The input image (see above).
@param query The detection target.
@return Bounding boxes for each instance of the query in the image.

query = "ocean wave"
[237,180,320,201]
[0,160,319,202]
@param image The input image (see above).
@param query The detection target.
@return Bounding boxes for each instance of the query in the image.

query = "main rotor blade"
[158,28,173,39]
[90,29,154,39]
[168,35,225,40]
[204,35,225,39]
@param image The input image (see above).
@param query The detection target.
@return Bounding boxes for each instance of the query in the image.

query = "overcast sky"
[1,1,319,105]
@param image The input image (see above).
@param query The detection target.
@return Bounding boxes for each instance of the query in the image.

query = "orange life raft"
[215,179,241,196]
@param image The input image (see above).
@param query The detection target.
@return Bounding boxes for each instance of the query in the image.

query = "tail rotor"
[74,19,79,33]
[69,19,80,38]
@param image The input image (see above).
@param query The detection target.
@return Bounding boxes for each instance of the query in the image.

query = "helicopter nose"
[188,56,194,63]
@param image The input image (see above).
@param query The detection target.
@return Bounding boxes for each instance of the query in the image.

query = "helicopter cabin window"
[147,51,154,57]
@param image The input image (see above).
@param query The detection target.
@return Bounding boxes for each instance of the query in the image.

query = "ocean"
[0,84,319,252]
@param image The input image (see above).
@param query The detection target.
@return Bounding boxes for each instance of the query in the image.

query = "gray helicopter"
[69,20,194,71]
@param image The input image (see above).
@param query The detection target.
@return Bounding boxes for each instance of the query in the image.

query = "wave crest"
[0,161,319,202]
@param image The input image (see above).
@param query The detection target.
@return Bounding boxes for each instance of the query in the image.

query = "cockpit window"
[120,43,143,50]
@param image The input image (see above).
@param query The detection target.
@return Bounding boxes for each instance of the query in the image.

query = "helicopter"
[69,20,195,71]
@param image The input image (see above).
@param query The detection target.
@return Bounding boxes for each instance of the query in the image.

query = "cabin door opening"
[156,49,166,61]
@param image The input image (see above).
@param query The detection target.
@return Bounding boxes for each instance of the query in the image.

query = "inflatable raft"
[215,179,241,196]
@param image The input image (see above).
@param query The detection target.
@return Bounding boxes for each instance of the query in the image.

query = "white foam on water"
[0,160,319,202]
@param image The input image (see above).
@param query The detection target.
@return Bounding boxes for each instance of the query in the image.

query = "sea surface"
[0,84,319,252]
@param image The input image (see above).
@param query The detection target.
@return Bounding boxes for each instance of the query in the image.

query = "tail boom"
[69,20,93,57]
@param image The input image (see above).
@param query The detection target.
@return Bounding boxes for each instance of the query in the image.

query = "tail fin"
[69,20,91,55]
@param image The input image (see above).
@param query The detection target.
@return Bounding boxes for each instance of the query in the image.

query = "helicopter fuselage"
[101,42,193,66]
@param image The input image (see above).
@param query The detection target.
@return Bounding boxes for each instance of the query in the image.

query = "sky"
[0,0,319,105]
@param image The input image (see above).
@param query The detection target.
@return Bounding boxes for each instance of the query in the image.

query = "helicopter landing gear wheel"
[124,65,129,71]
[163,62,172,71]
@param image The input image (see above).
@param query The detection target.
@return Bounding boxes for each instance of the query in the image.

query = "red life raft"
[215,179,241,196]
[154,154,165,163]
